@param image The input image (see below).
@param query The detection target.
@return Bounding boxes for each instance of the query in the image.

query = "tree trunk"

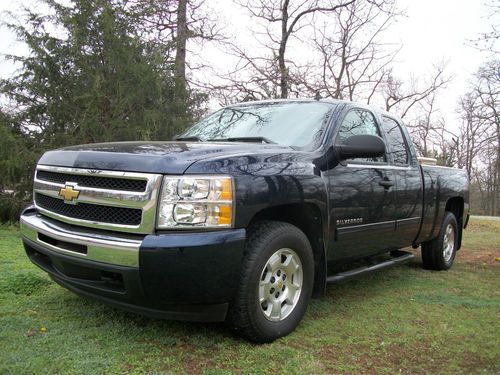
[175,0,188,97]
[279,0,290,99]
[278,44,288,98]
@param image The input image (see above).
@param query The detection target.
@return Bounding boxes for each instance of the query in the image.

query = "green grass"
[1,220,499,374]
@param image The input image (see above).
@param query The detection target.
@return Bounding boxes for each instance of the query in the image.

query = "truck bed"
[415,165,469,246]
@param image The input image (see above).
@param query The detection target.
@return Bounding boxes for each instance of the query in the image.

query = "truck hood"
[38,141,295,174]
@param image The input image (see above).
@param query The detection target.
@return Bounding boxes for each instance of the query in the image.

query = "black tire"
[421,212,458,270]
[227,220,314,343]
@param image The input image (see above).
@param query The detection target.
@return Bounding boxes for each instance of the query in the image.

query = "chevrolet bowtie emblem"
[59,184,80,202]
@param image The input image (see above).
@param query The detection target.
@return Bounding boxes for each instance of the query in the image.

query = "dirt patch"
[406,245,500,267]
[460,349,499,374]
[168,342,219,374]
[315,341,433,375]
[131,342,221,374]
[314,336,496,375]
[456,248,500,266]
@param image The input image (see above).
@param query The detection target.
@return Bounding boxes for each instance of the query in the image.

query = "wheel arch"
[445,196,464,250]
[248,203,327,298]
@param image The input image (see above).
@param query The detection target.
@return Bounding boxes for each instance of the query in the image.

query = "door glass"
[381,117,408,165]
[337,109,385,163]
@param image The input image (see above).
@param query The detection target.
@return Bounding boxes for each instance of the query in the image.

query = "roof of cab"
[223,98,400,121]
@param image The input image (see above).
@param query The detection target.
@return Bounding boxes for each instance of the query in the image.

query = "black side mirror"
[335,134,385,160]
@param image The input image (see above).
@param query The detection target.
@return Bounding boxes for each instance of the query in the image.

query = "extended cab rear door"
[379,116,423,247]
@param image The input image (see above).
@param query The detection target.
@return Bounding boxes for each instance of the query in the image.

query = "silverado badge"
[336,218,363,226]
[59,184,80,203]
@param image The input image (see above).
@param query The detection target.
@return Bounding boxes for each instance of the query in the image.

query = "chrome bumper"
[20,210,142,267]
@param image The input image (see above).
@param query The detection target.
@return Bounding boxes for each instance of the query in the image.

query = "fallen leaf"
[26,329,37,337]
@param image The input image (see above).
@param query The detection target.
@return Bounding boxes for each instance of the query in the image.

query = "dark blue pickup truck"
[20,99,469,342]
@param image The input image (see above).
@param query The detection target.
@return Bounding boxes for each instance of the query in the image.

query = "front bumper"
[20,209,246,322]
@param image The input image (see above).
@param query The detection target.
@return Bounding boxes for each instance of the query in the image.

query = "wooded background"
[0,0,498,222]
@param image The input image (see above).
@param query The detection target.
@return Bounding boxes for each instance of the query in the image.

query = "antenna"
[314,92,322,101]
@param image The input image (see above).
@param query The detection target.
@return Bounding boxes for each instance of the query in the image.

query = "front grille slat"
[35,193,142,226]
[37,170,147,192]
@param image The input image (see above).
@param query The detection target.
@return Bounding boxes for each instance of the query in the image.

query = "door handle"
[379,179,394,189]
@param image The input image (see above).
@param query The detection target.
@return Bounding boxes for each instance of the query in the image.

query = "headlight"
[157,176,233,229]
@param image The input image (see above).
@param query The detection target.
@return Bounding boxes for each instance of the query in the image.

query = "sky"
[0,0,497,131]
[389,0,494,124]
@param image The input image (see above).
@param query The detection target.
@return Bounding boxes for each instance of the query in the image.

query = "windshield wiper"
[208,137,276,144]
[173,136,203,142]
[174,136,277,144]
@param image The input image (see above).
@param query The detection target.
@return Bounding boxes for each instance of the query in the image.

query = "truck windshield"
[180,101,335,150]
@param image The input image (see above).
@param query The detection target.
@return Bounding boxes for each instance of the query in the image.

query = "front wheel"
[421,212,458,270]
[227,221,314,343]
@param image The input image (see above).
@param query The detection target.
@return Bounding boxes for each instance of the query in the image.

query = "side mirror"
[335,134,385,160]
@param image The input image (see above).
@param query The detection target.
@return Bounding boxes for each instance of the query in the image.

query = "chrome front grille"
[33,165,163,234]
[35,193,142,225]
[36,170,148,192]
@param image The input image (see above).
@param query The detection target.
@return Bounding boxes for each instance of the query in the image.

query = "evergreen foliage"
[0,0,205,221]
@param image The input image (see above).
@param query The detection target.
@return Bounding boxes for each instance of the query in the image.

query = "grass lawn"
[1,219,499,374]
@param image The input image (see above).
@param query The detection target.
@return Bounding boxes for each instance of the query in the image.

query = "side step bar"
[326,251,415,284]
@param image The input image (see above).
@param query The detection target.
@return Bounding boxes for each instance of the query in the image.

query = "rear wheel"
[228,221,314,343]
[421,212,458,270]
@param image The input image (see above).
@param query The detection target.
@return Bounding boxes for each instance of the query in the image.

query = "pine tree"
[0,0,206,221]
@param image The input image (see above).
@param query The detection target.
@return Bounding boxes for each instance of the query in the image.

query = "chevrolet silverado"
[20,99,469,342]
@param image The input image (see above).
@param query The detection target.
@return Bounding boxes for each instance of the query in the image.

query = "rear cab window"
[380,116,409,165]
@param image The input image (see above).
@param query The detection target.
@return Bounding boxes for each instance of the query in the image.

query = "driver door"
[325,108,397,261]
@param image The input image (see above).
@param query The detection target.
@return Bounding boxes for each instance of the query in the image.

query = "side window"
[380,116,408,165]
[337,109,385,163]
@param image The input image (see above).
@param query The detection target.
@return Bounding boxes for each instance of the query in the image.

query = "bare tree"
[175,0,189,96]
[124,0,223,123]
[403,89,457,167]
[468,1,499,55]
[215,0,356,100]
[302,0,399,101]
[207,45,284,103]
[456,92,488,177]
[433,123,458,167]
[380,63,451,119]
[129,0,222,88]
[472,60,500,214]
[450,61,499,215]
[406,92,442,157]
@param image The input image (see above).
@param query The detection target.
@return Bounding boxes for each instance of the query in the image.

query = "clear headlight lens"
[178,178,210,199]
[157,176,233,228]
